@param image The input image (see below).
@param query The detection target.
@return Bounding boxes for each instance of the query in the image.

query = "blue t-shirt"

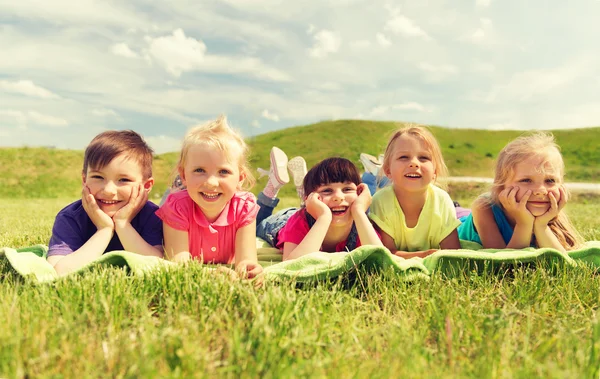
[458,203,513,245]
[47,200,163,256]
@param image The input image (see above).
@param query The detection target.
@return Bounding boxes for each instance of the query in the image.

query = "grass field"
[2,183,600,377]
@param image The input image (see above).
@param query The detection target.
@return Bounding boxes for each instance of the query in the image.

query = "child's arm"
[471,202,508,248]
[282,192,332,261]
[498,187,535,249]
[380,230,436,259]
[351,183,383,246]
[533,186,567,252]
[439,229,461,249]
[112,184,163,257]
[48,187,114,276]
[163,223,192,263]
[234,220,262,278]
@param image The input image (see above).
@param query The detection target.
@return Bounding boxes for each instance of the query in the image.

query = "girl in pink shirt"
[256,152,383,261]
[156,115,262,278]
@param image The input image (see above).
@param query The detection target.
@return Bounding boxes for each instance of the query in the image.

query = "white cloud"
[476,0,492,8]
[147,29,207,77]
[261,109,280,122]
[394,102,433,112]
[368,102,433,117]
[418,62,459,81]
[92,108,119,117]
[0,80,59,99]
[376,33,392,47]
[146,29,291,81]
[251,120,260,128]
[464,18,494,44]
[0,109,68,127]
[111,43,138,58]
[144,134,183,154]
[309,29,341,58]
[385,14,431,40]
[350,39,371,49]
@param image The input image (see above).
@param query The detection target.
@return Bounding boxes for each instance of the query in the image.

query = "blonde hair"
[380,124,449,189]
[175,115,255,190]
[479,131,583,250]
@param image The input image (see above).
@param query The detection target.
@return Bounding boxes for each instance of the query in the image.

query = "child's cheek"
[549,188,561,201]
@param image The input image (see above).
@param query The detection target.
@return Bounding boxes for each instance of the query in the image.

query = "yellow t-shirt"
[368,184,461,251]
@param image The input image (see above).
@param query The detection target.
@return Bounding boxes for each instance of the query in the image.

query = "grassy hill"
[1,120,599,199]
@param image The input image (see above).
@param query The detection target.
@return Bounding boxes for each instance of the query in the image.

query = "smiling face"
[180,143,244,222]
[83,153,152,217]
[314,181,358,226]
[384,134,436,193]
[504,155,561,216]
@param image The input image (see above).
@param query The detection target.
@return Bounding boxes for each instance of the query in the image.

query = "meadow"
[1,120,600,377]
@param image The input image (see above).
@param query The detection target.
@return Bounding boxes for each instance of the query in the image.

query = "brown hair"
[176,115,255,190]
[302,157,361,197]
[83,130,154,179]
[477,131,583,250]
[380,124,449,189]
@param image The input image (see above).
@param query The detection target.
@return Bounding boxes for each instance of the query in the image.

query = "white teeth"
[331,207,346,212]
[98,200,119,204]
[405,174,421,178]
[202,192,220,199]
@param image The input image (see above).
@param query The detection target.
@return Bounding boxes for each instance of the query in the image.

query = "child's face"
[180,144,243,222]
[384,134,436,193]
[314,181,358,226]
[82,153,152,217]
[505,155,561,217]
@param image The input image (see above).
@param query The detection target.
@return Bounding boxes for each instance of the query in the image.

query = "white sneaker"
[257,147,289,186]
[360,153,381,175]
[288,156,307,187]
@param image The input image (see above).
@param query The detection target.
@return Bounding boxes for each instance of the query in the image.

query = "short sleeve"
[368,187,397,238]
[436,188,462,241]
[48,213,85,257]
[137,203,164,247]
[156,191,192,231]
[232,192,259,228]
[276,210,310,248]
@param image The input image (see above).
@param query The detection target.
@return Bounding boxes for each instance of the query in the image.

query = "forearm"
[394,250,436,259]
[115,222,163,258]
[50,227,113,276]
[534,224,566,252]
[284,216,332,260]
[506,222,534,249]
[353,212,382,246]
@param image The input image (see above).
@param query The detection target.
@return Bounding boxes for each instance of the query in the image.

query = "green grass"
[2,120,599,199]
[2,184,600,377]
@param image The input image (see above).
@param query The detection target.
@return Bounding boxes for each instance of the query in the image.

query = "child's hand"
[82,186,114,230]
[534,186,567,227]
[499,186,534,226]
[236,260,263,279]
[113,184,147,228]
[305,192,332,220]
[394,249,437,259]
[351,183,372,215]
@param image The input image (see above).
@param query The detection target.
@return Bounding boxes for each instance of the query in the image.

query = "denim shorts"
[256,207,299,247]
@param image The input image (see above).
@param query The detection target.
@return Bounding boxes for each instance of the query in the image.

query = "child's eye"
[519,178,531,183]
[419,156,431,161]
[90,175,103,180]
[320,189,332,194]
[398,155,408,160]
[546,178,556,184]
[193,168,205,173]
[343,187,356,192]
[119,178,132,183]
[219,169,232,175]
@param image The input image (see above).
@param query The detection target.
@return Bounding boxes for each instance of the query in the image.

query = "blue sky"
[1,0,600,154]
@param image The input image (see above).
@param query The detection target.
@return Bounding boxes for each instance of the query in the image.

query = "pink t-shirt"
[156,190,259,264]
[276,209,373,252]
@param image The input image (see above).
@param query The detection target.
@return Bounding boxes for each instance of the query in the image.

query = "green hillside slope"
[1,120,598,199]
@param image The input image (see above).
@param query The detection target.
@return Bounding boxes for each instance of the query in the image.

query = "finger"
[519,189,532,206]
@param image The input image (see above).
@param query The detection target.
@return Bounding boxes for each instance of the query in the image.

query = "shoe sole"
[288,157,307,186]
[271,147,289,184]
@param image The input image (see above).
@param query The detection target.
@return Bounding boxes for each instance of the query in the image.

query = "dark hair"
[83,130,154,179]
[302,157,362,196]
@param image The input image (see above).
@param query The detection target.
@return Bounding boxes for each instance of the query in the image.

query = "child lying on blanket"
[255,150,383,261]
[47,130,163,276]
[458,132,583,252]
[368,125,462,259]
[156,115,262,278]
